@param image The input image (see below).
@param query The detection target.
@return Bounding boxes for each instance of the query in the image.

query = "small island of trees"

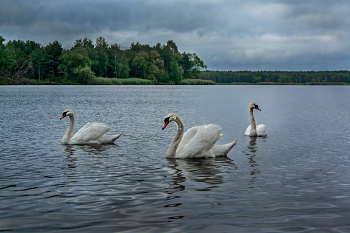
[0,36,208,85]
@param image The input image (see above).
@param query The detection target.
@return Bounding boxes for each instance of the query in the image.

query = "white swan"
[162,113,237,158]
[60,109,122,145]
[245,102,267,137]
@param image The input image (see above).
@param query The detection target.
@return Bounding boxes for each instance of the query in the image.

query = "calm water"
[0,85,350,232]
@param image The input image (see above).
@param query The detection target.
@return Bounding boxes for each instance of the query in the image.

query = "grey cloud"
[0,0,217,32]
[0,0,349,71]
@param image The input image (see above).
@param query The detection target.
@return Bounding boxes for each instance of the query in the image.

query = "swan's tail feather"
[99,133,123,144]
[228,139,238,150]
[212,139,238,157]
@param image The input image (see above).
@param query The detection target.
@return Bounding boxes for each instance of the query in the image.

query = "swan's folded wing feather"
[177,124,221,158]
[71,122,112,143]
[70,122,92,142]
[176,126,199,153]
[257,124,267,136]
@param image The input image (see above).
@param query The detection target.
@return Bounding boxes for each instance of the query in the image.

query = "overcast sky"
[1,0,349,71]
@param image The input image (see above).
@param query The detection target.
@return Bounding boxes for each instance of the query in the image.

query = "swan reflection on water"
[61,144,120,173]
[164,158,238,222]
[61,144,118,156]
[244,137,267,186]
[246,137,259,175]
[166,157,237,189]
[62,145,77,169]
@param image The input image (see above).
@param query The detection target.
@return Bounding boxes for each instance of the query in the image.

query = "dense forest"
[200,70,350,84]
[1,35,349,85]
[0,36,207,84]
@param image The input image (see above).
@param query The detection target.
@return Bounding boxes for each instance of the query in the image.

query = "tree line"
[1,35,349,85]
[0,36,207,84]
[200,70,350,84]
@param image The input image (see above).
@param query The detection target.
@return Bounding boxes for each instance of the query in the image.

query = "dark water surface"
[1,85,350,232]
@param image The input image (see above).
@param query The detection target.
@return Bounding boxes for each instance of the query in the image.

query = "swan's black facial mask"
[162,117,170,130]
[254,105,261,111]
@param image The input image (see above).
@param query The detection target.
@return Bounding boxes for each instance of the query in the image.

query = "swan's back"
[70,122,112,144]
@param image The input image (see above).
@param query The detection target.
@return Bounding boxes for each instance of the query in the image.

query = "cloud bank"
[1,0,349,70]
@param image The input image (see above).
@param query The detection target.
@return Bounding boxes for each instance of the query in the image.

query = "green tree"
[73,38,94,50]
[189,53,207,79]
[72,65,95,84]
[44,41,63,80]
[158,40,181,76]
[32,47,45,81]
[24,40,42,80]
[167,61,184,83]
[108,43,130,78]
[117,59,130,78]
[147,50,164,82]
[179,52,192,79]
[253,76,262,83]
[0,36,15,77]
[132,51,148,78]
[59,47,94,83]
[91,37,108,77]
[4,39,32,79]
[278,75,292,83]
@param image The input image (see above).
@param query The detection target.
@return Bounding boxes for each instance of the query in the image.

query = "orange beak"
[162,119,169,130]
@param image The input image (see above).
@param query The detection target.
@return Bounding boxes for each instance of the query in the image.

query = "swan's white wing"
[70,122,112,143]
[176,124,221,158]
[176,126,199,153]
[245,125,251,136]
[257,124,267,136]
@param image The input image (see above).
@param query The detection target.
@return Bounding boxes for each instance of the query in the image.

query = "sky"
[1,0,349,71]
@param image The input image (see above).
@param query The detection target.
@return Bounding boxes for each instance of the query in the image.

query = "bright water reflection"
[0,85,350,232]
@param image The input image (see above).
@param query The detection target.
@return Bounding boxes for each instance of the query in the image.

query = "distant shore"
[1,77,348,85]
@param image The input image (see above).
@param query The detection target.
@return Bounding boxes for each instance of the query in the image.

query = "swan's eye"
[63,112,67,116]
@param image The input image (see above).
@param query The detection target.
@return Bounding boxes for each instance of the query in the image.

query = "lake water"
[0,85,350,232]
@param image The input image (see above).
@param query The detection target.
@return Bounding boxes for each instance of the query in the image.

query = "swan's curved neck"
[61,114,75,144]
[249,108,257,136]
[166,117,184,158]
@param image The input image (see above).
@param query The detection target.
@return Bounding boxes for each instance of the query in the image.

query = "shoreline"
[1,77,349,86]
